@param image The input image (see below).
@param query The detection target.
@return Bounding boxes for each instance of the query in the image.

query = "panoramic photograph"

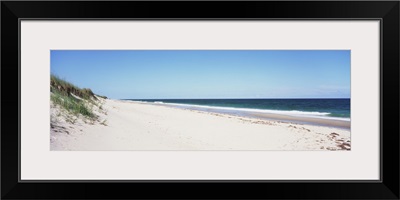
[50,50,350,151]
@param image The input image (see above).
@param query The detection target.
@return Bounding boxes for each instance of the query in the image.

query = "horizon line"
[121,97,351,100]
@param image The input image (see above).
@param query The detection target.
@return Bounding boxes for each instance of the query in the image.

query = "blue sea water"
[127,99,350,120]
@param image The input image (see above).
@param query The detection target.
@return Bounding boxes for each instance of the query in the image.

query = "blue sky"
[51,50,350,99]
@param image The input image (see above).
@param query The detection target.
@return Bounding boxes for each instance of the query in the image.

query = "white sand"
[50,99,351,151]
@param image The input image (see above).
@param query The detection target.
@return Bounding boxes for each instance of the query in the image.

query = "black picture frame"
[2,1,399,199]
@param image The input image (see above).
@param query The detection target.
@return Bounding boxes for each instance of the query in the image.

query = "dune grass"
[96,94,108,99]
[51,91,95,118]
[51,75,95,100]
[50,74,97,118]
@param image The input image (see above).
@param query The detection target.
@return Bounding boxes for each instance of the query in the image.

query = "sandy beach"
[50,98,351,151]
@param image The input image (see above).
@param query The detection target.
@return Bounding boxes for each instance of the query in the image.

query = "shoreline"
[133,101,351,130]
[51,99,351,151]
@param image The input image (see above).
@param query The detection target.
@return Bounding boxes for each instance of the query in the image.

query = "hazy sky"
[51,50,350,99]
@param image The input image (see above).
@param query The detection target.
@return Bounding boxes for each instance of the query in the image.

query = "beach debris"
[298,127,311,132]
[326,147,337,151]
[328,132,340,140]
[337,144,351,150]
[337,142,351,150]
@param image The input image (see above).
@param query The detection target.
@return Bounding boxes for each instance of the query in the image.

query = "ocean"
[127,99,350,121]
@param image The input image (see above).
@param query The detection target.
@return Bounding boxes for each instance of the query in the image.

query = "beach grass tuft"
[96,94,108,99]
[100,119,108,126]
[51,91,95,118]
